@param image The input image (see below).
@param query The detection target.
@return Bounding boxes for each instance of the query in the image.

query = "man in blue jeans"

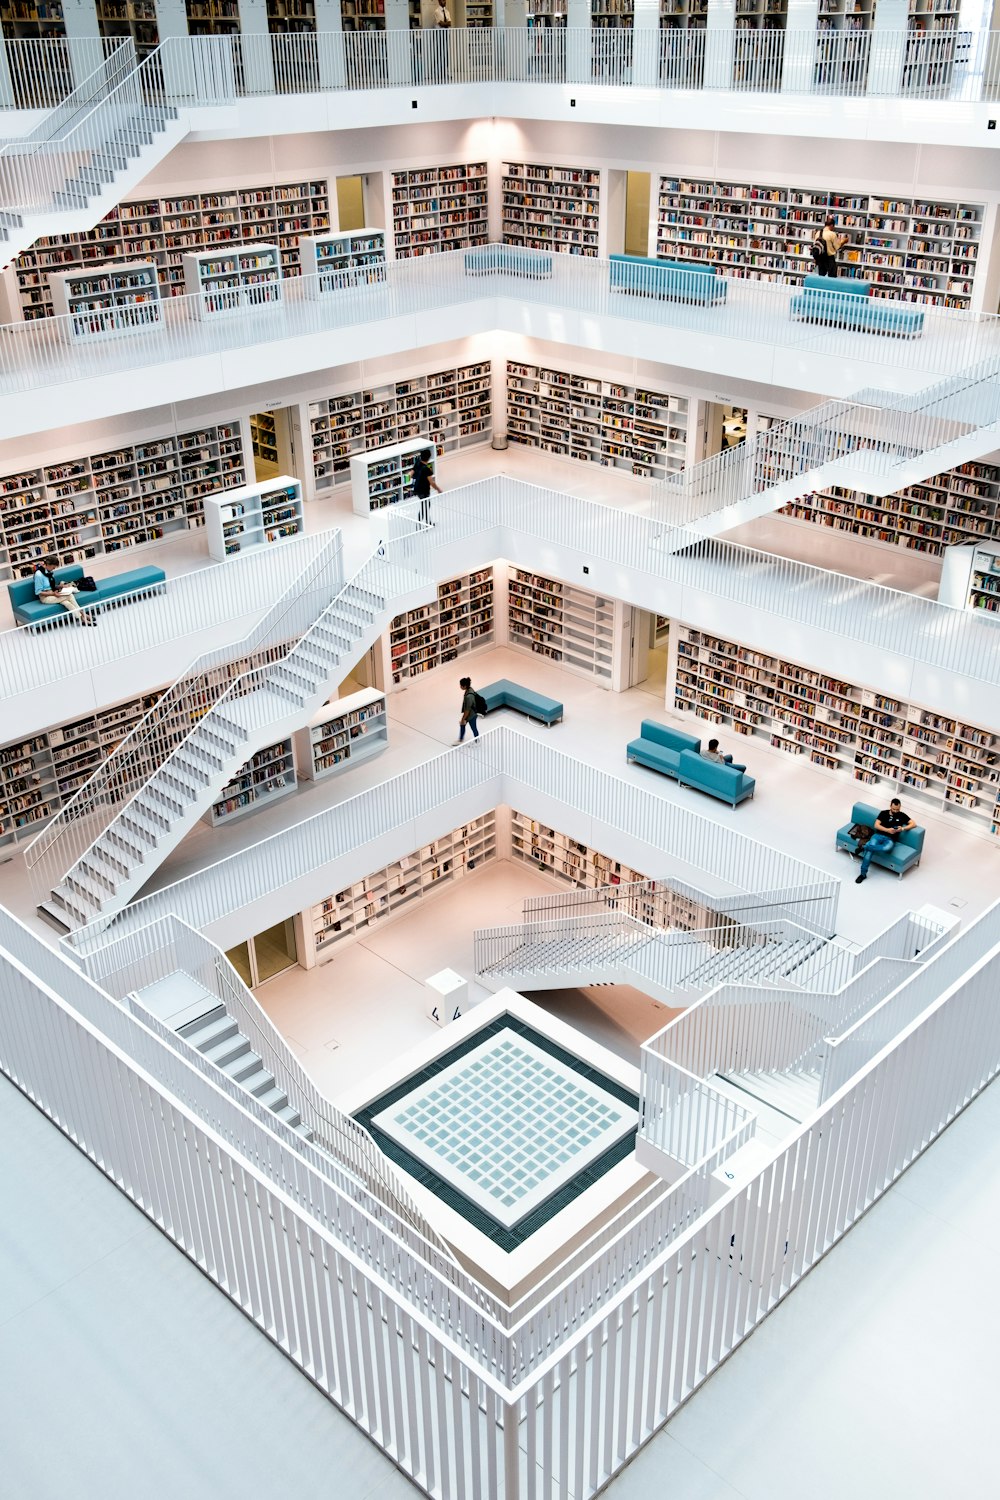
[856,799,916,884]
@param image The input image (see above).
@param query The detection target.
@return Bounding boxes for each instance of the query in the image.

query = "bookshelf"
[308,360,492,493]
[250,413,278,469]
[655,176,983,308]
[938,540,1000,613]
[778,459,1000,559]
[592,0,633,25]
[502,162,601,257]
[0,692,162,857]
[0,0,65,38]
[267,0,316,31]
[203,476,304,561]
[389,568,495,684]
[507,568,615,682]
[902,0,957,94]
[506,359,688,480]
[340,0,386,29]
[299,230,387,293]
[509,811,649,891]
[294,689,388,780]
[465,0,493,23]
[391,163,489,259]
[0,422,246,581]
[311,813,497,957]
[13,179,330,321]
[350,438,434,516]
[674,625,1000,835]
[95,0,159,58]
[204,738,297,826]
[185,0,240,34]
[814,0,872,90]
[48,262,162,343]
[183,245,284,318]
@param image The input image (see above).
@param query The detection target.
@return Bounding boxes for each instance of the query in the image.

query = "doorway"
[624,171,651,257]
[226,917,298,989]
[249,405,295,482]
[336,174,366,232]
[702,401,748,460]
[624,607,668,699]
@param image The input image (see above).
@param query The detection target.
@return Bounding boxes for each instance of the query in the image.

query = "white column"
[238,0,277,92]
[704,0,737,89]
[633,0,660,85]
[566,0,591,82]
[62,0,103,91]
[781,0,819,91]
[316,0,347,87]
[867,0,908,93]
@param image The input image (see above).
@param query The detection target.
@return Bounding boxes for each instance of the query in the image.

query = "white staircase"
[0,46,188,267]
[41,574,403,930]
[658,358,1000,538]
[176,1001,314,1138]
[712,1066,822,1124]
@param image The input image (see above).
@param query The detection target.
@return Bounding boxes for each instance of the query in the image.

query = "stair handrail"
[0,38,136,152]
[0,45,169,216]
[23,531,346,900]
[523,874,836,937]
[655,358,1000,528]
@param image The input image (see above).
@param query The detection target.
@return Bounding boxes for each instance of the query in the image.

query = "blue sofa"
[9,562,167,629]
[677,748,755,807]
[609,254,727,306]
[464,246,553,279]
[479,679,563,725]
[789,274,925,339]
[626,720,702,778]
[836,801,924,877]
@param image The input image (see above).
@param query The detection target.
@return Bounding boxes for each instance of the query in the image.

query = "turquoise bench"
[479,679,563,725]
[464,247,553,279]
[836,800,924,877]
[677,748,755,808]
[626,719,702,778]
[789,274,925,339]
[610,254,727,306]
[9,562,167,630]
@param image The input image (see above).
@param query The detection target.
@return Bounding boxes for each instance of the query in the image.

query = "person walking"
[32,556,97,626]
[818,215,849,277]
[856,798,916,883]
[412,447,441,526]
[456,676,480,743]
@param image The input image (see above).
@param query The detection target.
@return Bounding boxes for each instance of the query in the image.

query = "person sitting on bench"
[32,556,96,627]
[856,799,916,884]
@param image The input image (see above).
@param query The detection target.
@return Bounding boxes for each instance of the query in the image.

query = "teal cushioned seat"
[677,748,755,807]
[10,563,167,628]
[790,274,924,338]
[609,253,727,305]
[479,678,563,724]
[626,719,702,779]
[835,800,924,876]
[464,247,553,278]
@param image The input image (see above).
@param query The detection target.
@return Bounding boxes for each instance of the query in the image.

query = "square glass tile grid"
[371,1030,636,1229]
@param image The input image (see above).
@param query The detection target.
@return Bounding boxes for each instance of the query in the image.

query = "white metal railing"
[819,905,1000,1102]
[6,886,1000,1496]
[3,244,1000,400]
[640,1047,756,1167]
[22,531,345,902]
[72,911,488,1289]
[0,36,121,113]
[0,529,328,703]
[63,720,837,955]
[656,360,1000,528]
[7,29,999,111]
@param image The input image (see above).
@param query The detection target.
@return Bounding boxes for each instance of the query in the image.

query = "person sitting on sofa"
[32,555,97,626]
[702,738,727,763]
[856,798,916,884]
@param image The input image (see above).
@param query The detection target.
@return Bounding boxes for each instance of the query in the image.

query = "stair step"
[256,1083,291,1113]
[202,1032,251,1069]
[221,1050,264,1085]
[37,899,72,934]
[275,1103,304,1130]
[178,1007,230,1045]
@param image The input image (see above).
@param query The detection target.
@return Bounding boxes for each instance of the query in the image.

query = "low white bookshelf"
[204,475,304,561]
[203,737,296,827]
[294,688,388,781]
[182,244,284,319]
[49,261,162,343]
[299,230,387,296]
[349,437,435,516]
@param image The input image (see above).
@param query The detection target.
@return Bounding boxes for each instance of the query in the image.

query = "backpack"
[809,237,825,265]
[473,691,488,716]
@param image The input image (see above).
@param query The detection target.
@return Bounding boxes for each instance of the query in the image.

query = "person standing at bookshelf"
[456,676,480,743]
[412,447,441,526]
[818,215,849,277]
[32,556,96,626]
